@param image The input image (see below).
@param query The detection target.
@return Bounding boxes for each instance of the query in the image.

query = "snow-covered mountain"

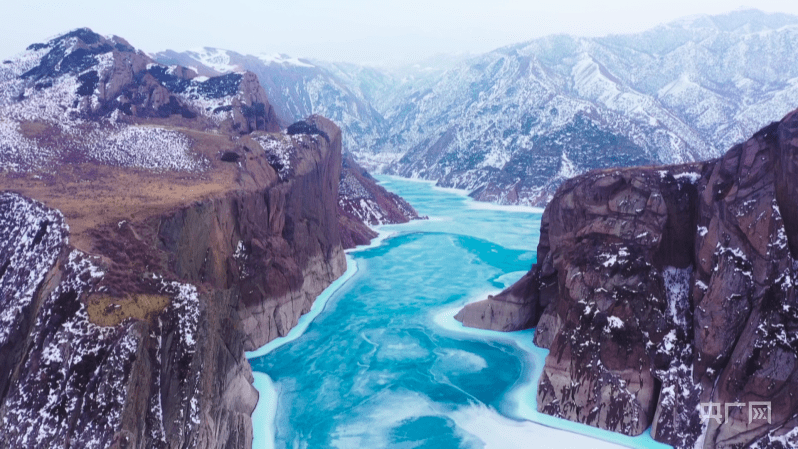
[0,28,280,174]
[154,48,390,156]
[156,9,798,207]
[377,9,798,206]
[153,49,474,170]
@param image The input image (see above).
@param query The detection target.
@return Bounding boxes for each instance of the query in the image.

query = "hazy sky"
[5,1,798,66]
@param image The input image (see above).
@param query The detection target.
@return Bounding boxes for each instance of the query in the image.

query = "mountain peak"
[19,28,139,83]
[26,27,103,51]
[0,30,280,174]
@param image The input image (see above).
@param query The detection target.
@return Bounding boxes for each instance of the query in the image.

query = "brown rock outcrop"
[338,153,424,248]
[0,115,346,448]
[0,28,417,449]
[457,109,798,448]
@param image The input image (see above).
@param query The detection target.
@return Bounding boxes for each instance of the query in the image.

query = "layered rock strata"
[457,108,798,448]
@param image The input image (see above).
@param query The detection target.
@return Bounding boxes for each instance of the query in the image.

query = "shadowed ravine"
[247,177,671,449]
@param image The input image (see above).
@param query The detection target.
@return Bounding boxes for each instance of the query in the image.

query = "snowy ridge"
[0,35,119,124]
[174,73,245,125]
[0,28,274,174]
[257,53,314,68]
[186,47,241,73]
[338,170,389,225]
[337,164,421,226]
[0,63,82,123]
[341,197,387,226]
[1,249,139,449]
[0,193,67,346]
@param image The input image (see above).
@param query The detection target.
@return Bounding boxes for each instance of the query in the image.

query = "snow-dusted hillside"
[154,10,798,207]
[376,9,798,206]
[155,48,389,156]
[0,28,278,174]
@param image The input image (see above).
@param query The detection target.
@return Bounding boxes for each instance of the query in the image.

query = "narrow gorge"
[3,14,798,449]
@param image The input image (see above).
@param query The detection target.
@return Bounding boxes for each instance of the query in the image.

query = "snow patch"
[257,53,315,68]
[84,126,207,172]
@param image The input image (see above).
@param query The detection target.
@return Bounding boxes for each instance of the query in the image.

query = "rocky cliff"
[0,114,347,448]
[338,153,424,248]
[0,29,418,449]
[457,108,798,448]
[154,48,388,158]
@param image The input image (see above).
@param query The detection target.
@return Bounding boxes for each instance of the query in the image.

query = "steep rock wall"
[0,117,345,448]
[457,109,798,448]
[338,153,424,248]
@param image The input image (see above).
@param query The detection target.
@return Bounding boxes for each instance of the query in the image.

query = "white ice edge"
[247,229,398,449]
[376,174,544,214]
[246,252,358,360]
[431,297,673,449]
[251,373,277,449]
[348,227,397,253]
[495,271,527,288]
[466,201,545,214]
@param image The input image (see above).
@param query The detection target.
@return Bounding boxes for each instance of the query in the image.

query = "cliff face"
[338,153,424,248]
[0,28,426,449]
[457,108,798,448]
[0,116,346,448]
[0,27,362,449]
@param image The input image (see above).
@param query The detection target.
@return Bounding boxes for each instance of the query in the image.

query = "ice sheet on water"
[450,404,624,449]
[327,389,472,449]
[372,330,431,361]
[248,179,669,449]
[432,348,487,373]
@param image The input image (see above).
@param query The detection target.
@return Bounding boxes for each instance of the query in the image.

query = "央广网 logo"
[699,401,771,424]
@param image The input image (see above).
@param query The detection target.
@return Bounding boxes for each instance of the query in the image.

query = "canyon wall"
[0,27,426,448]
[458,108,798,448]
[0,117,347,449]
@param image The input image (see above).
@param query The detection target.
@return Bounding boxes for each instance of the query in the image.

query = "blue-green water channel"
[247,176,671,449]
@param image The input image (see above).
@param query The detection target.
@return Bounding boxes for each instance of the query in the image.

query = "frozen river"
[247,176,671,449]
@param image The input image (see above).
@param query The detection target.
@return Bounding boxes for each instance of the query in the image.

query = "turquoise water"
[247,177,671,449]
